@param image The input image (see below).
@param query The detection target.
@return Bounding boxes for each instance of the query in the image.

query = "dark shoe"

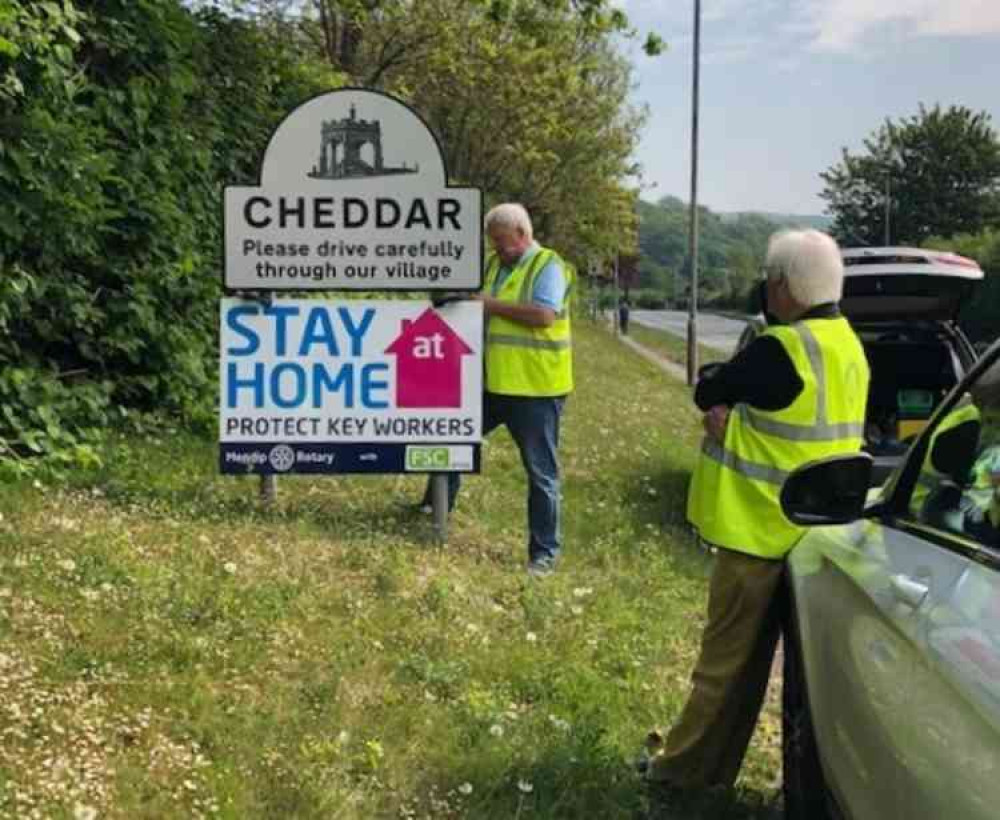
[635,730,666,775]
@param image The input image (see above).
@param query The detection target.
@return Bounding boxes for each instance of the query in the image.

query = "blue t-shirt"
[490,243,566,311]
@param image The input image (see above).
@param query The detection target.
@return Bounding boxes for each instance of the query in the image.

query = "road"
[631,310,748,356]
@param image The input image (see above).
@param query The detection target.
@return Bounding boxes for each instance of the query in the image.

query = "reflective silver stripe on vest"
[702,438,790,485]
[737,405,864,441]
[487,334,571,351]
[522,250,572,319]
[738,320,862,441]
[518,250,554,304]
[485,255,501,295]
[794,322,827,424]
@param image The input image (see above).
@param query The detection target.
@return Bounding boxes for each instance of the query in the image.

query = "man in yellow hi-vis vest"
[639,230,870,807]
[419,203,573,575]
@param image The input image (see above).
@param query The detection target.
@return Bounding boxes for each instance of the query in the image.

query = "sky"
[618,0,1000,215]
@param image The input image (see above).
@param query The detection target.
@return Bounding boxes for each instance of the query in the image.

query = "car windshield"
[908,355,1000,551]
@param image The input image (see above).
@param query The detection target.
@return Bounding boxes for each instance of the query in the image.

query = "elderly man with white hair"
[420,203,573,576]
[639,230,871,811]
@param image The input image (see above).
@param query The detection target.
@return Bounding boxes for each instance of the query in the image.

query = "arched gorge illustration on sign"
[310,104,418,180]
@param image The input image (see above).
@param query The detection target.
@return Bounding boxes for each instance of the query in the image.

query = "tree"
[820,105,1000,247]
[193,0,660,262]
[195,0,664,82]
[924,229,1000,343]
[636,198,778,307]
[0,1,337,469]
[359,0,649,263]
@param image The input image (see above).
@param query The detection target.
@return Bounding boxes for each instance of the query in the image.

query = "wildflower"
[489,724,504,738]
[548,714,570,731]
[458,783,474,795]
[517,779,534,794]
[526,632,537,643]
[222,562,237,575]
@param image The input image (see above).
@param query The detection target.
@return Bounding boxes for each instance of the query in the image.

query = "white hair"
[485,203,533,240]
[765,229,843,308]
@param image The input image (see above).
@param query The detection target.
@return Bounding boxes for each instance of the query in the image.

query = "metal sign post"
[431,473,449,542]
[259,473,277,505]
[612,255,620,335]
[686,0,702,387]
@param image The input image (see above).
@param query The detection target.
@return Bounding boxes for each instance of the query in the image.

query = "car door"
[788,516,940,820]
[790,351,1000,820]
[885,369,1000,819]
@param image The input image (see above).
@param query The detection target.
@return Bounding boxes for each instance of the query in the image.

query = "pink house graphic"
[385,308,473,408]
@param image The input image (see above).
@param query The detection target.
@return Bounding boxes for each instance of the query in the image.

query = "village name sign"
[224,89,482,291]
[219,89,484,476]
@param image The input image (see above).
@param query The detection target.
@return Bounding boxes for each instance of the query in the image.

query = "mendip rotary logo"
[268,445,296,472]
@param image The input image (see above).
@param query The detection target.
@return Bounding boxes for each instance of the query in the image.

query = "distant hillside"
[635,197,837,308]
[637,196,777,308]
[719,211,834,230]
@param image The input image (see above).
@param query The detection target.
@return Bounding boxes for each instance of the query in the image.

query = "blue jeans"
[422,392,566,566]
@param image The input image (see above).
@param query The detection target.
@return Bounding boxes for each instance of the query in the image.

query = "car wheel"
[783,625,835,820]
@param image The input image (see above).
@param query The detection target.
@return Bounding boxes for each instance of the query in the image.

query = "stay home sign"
[224,88,482,291]
[219,298,483,474]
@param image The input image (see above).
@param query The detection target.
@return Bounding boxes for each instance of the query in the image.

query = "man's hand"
[703,405,730,443]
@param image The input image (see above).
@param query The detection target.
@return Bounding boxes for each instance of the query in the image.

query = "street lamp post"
[884,175,892,246]
[686,0,702,386]
[612,252,620,334]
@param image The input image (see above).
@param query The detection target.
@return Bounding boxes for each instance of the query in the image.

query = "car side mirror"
[780,454,873,526]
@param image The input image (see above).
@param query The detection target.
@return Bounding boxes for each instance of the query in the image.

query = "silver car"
[780,340,1000,820]
[841,247,982,484]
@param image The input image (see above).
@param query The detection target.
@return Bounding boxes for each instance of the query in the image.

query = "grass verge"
[0,319,780,819]
[628,323,731,369]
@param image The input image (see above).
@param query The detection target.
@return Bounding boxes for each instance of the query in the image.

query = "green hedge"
[0,1,339,473]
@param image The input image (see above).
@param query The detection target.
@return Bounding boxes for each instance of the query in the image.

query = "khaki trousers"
[649,548,786,788]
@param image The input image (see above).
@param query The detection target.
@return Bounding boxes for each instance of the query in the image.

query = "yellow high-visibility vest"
[484,245,573,396]
[911,401,981,516]
[687,317,870,559]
